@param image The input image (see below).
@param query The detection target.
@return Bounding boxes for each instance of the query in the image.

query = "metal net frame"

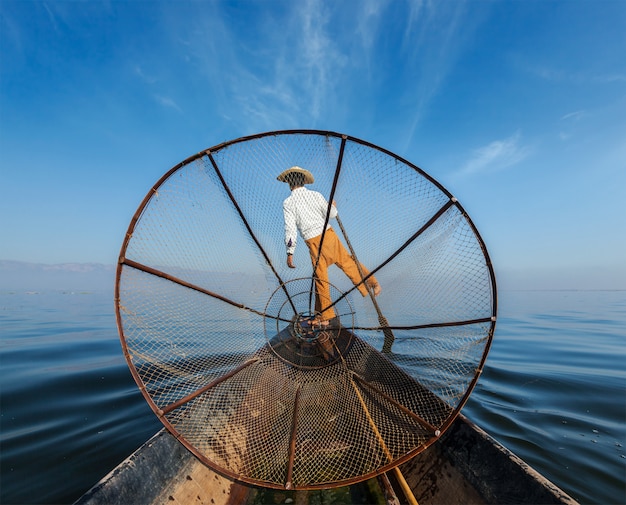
[115,130,497,490]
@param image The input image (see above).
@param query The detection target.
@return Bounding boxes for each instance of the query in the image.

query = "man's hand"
[287,255,296,269]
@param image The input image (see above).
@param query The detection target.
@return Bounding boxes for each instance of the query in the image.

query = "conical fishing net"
[115,130,497,489]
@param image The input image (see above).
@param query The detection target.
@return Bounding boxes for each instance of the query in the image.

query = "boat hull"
[75,415,578,505]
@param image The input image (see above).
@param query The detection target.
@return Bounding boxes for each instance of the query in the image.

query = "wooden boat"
[75,413,579,505]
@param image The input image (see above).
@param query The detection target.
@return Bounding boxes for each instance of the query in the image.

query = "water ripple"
[1,290,625,504]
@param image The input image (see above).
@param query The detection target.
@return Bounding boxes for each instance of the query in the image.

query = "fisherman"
[277,166,381,327]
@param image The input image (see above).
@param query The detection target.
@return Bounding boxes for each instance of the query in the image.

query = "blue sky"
[1,0,625,290]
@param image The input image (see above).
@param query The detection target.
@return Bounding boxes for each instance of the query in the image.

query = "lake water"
[1,289,624,504]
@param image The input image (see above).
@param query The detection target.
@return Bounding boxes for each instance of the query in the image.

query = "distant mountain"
[0,260,116,291]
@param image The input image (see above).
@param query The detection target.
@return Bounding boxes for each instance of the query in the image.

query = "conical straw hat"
[276,166,314,185]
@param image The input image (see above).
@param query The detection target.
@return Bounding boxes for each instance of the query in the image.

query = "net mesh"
[116,130,496,489]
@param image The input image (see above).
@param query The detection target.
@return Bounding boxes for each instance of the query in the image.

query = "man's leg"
[305,235,336,321]
[328,229,380,296]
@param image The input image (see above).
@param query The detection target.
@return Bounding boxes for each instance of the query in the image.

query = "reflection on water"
[0,289,624,504]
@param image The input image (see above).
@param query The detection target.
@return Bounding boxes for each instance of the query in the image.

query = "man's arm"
[330,200,338,219]
[283,201,297,268]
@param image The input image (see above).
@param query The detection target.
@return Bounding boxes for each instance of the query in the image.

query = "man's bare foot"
[371,283,381,296]
[312,318,330,329]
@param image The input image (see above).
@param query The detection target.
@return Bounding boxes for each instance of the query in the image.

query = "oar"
[335,215,395,353]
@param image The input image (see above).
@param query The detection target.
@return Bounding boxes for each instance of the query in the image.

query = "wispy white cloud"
[42,2,61,33]
[168,0,349,131]
[294,0,336,120]
[455,131,531,177]
[592,73,626,84]
[399,0,487,150]
[284,0,352,122]
[402,0,427,46]
[153,94,182,113]
[561,110,586,122]
[355,0,389,51]
[559,110,587,140]
[134,65,157,85]
[527,64,565,82]
[133,65,181,113]
[159,0,486,136]
[160,0,487,136]
[524,61,626,86]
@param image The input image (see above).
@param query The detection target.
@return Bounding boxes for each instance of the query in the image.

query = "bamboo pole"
[350,379,419,505]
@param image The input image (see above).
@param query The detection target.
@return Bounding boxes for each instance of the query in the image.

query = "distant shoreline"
[1,259,624,292]
[0,260,115,291]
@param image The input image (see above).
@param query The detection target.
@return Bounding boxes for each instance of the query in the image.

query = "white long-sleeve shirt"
[283,186,337,255]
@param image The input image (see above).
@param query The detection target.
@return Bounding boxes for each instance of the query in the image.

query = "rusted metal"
[309,134,347,312]
[331,198,456,309]
[121,258,270,319]
[206,150,297,315]
[352,316,494,332]
[160,358,259,416]
[285,385,302,490]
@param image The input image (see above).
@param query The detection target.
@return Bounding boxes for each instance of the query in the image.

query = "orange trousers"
[305,228,378,321]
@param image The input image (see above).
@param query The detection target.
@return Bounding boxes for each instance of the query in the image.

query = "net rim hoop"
[113,129,498,490]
